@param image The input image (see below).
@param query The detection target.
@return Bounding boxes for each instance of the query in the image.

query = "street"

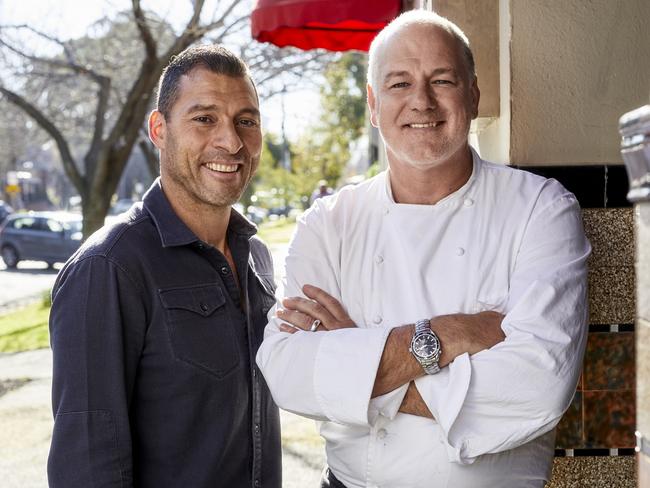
[0,260,59,313]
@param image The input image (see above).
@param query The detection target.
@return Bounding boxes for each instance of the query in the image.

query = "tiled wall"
[516,165,636,486]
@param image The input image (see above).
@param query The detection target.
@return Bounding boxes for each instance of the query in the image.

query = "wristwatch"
[409,319,442,374]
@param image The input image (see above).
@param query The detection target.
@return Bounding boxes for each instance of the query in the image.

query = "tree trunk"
[81,193,112,239]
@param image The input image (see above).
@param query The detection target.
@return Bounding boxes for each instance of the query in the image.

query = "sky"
[0,0,322,140]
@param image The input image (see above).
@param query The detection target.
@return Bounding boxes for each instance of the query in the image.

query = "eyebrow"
[383,67,457,83]
[185,104,260,118]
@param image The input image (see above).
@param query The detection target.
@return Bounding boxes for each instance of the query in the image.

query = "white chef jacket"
[256,149,590,488]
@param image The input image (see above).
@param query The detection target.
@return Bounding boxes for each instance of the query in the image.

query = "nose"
[212,121,244,154]
[411,82,437,111]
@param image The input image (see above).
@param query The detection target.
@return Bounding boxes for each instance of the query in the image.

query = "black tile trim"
[589,323,635,332]
[554,448,636,457]
[511,165,630,208]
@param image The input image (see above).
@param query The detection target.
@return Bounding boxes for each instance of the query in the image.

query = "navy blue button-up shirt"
[48,180,281,487]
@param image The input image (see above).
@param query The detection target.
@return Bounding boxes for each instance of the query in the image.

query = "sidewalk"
[0,348,324,487]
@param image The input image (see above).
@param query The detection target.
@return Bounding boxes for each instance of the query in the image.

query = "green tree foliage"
[309,52,367,187]
[252,52,368,210]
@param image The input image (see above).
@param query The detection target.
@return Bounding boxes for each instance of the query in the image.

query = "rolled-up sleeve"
[415,190,590,464]
[48,255,146,487]
[256,201,390,426]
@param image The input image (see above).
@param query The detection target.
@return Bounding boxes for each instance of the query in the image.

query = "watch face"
[414,333,439,359]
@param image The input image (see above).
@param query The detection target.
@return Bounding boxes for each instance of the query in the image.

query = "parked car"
[0,200,13,224]
[0,212,83,269]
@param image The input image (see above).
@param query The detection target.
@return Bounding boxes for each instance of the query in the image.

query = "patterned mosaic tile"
[556,392,583,448]
[583,332,635,391]
[583,390,635,448]
[583,208,634,268]
[588,266,635,324]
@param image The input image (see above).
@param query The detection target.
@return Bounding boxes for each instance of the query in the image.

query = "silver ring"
[309,319,321,332]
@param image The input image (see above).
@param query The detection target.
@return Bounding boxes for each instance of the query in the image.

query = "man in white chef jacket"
[257,9,590,488]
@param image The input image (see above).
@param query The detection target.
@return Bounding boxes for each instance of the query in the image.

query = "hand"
[277,284,356,334]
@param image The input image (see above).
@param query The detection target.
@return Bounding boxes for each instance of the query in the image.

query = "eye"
[433,79,454,85]
[238,118,259,128]
[193,115,213,123]
[390,81,410,89]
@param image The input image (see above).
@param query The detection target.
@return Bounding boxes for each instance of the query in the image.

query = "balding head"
[368,10,475,89]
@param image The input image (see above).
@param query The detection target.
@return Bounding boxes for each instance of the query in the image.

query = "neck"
[387,147,474,205]
[160,183,231,253]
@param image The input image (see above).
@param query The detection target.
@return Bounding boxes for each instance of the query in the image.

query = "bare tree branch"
[195,0,244,38]
[132,0,157,58]
[0,24,77,63]
[0,36,106,84]
[138,128,159,178]
[0,85,84,193]
[208,13,248,42]
[85,76,112,169]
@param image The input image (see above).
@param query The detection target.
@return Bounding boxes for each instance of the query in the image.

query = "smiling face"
[368,23,479,175]
[149,67,262,212]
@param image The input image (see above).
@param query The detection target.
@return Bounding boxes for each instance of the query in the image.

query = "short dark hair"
[156,44,255,119]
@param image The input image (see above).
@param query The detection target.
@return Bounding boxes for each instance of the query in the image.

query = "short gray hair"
[367,9,475,88]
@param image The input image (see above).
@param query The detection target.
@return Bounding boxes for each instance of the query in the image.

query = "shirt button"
[377,428,387,439]
[373,315,382,324]
[254,424,260,434]
[456,247,465,256]
[252,368,257,378]
[255,480,260,487]
[220,266,229,275]
[464,198,474,207]
[197,242,205,249]
[375,255,384,264]
[200,302,208,312]
[383,208,390,215]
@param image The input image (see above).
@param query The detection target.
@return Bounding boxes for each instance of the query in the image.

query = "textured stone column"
[619,104,650,486]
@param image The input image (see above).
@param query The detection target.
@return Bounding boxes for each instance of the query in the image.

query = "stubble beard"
[162,138,252,211]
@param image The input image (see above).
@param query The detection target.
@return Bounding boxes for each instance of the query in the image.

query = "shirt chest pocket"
[159,284,239,379]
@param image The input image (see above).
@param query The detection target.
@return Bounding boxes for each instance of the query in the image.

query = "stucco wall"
[508,0,650,165]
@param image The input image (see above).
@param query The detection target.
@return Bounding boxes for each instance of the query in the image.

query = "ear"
[470,77,480,119]
[148,110,166,150]
[367,83,379,128]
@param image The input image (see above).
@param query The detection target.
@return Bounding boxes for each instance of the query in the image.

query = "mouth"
[405,121,443,129]
[203,162,240,173]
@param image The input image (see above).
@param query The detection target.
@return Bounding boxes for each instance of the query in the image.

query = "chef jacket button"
[377,428,387,439]
[464,198,474,207]
[373,315,383,324]
[456,247,465,256]
[375,255,384,264]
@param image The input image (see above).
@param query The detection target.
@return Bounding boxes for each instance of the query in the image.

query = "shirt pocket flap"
[159,284,226,317]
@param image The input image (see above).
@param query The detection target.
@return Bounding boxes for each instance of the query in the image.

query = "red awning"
[251,0,401,52]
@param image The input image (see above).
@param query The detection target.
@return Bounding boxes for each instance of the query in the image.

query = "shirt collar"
[142,178,257,248]
[383,146,482,206]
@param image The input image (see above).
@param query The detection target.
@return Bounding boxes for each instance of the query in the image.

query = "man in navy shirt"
[48,45,281,487]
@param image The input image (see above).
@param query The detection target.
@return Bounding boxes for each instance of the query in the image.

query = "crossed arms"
[277,286,505,418]
[256,183,591,462]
